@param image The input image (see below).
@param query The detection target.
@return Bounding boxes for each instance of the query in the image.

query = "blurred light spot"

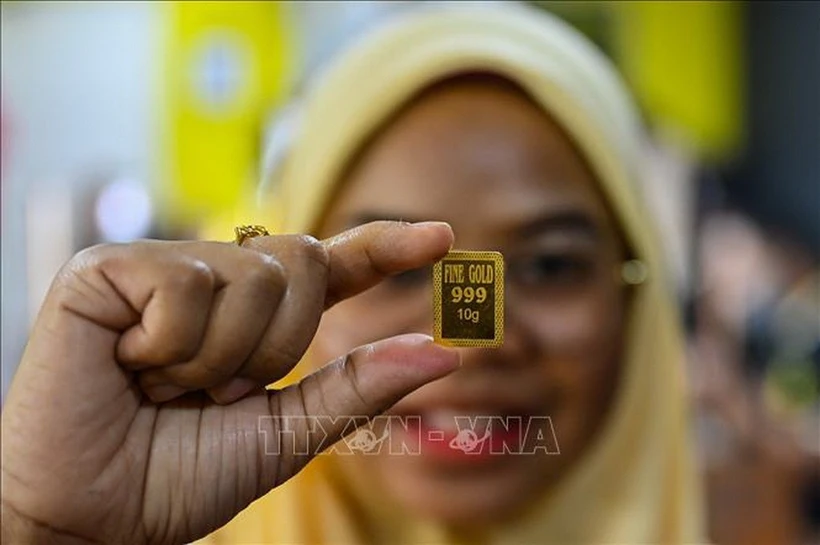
[190,32,249,114]
[621,259,649,285]
[94,178,152,242]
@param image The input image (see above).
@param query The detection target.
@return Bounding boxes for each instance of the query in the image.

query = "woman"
[1,4,704,544]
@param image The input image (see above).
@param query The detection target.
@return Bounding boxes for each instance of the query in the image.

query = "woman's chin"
[375,451,556,526]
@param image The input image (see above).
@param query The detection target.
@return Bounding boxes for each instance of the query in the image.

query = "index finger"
[321,220,453,308]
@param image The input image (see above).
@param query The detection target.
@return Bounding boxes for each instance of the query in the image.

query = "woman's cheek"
[533,300,616,357]
[531,293,624,409]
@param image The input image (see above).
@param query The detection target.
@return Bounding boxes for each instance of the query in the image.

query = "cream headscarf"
[200,3,706,543]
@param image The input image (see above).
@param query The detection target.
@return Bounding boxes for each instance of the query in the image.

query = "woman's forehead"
[321,76,615,239]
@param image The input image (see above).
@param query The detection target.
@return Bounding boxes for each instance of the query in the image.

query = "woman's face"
[314,77,628,525]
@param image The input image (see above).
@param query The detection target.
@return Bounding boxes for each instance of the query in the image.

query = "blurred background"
[1,2,817,543]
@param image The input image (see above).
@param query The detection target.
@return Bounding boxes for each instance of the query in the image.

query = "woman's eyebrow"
[516,210,599,241]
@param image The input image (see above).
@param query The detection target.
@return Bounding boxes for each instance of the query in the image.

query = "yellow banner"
[614,1,744,159]
[158,1,292,227]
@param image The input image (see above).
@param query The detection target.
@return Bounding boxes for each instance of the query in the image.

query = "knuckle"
[50,243,128,302]
[338,350,372,409]
[291,234,329,268]
[165,258,215,294]
[244,254,286,292]
[57,242,120,277]
[260,340,305,371]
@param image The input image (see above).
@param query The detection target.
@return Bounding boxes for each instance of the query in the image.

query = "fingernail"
[395,333,434,345]
[391,334,463,368]
[407,222,454,254]
[144,384,187,403]
[387,334,462,375]
[410,221,451,229]
[207,378,259,405]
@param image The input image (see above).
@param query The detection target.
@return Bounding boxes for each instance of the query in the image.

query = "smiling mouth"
[383,406,557,465]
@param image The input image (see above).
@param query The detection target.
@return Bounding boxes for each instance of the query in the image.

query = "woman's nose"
[455,308,537,369]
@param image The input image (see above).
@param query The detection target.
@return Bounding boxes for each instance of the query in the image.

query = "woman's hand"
[1,221,459,545]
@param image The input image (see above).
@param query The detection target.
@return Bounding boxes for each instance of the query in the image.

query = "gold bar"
[433,251,504,348]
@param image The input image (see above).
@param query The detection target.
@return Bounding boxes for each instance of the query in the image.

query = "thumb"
[269,334,460,468]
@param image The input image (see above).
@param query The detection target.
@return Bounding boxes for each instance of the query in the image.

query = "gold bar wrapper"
[433,251,504,348]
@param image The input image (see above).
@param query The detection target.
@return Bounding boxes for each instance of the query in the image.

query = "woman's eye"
[384,266,431,289]
[508,254,593,287]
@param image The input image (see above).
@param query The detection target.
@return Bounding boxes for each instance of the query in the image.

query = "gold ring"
[234,225,270,246]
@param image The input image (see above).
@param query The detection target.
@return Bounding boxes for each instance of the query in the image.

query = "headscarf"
[199,3,706,543]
